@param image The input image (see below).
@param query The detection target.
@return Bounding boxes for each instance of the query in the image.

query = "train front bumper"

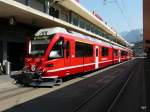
[10,71,62,86]
[10,71,42,85]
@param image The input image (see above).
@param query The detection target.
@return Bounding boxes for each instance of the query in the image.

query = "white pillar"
[2,41,7,66]
[45,1,50,14]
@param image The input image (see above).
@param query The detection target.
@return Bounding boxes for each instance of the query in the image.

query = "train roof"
[35,27,68,36]
[35,27,130,50]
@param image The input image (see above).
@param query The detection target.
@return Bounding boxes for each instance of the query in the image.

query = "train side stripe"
[47,60,113,73]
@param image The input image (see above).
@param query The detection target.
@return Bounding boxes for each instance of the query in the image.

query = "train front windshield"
[29,35,53,56]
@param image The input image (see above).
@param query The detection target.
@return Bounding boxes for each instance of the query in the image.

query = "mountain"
[120,31,128,37]
[120,29,143,43]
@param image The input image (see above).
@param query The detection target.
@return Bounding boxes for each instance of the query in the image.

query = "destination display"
[32,35,49,40]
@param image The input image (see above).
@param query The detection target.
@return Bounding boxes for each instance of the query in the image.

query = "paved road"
[3,58,145,112]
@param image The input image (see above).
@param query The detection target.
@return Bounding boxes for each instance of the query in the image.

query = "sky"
[79,0,143,33]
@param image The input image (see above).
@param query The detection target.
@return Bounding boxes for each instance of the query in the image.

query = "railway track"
[0,59,133,102]
[145,58,150,112]
[106,59,142,112]
[107,58,146,112]
[2,58,143,112]
[0,66,120,102]
[71,59,140,112]
[0,67,122,103]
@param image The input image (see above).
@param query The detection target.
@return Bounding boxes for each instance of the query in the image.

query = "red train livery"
[12,27,133,86]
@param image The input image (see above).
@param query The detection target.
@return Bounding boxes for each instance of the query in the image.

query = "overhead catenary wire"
[114,0,131,28]
[121,0,126,12]
[103,0,131,29]
[120,0,133,29]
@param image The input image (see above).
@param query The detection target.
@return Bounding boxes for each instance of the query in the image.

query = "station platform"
[0,58,146,112]
[0,73,19,93]
[145,58,150,112]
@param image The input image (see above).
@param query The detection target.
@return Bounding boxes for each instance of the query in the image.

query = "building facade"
[144,0,150,58]
[0,0,130,72]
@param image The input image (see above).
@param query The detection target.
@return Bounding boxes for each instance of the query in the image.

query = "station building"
[144,0,150,58]
[0,0,130,72]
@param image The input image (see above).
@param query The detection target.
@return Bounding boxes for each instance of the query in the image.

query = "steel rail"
[106,59,140,112]
[71,59,138,112]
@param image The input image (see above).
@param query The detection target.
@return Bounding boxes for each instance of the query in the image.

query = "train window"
[75,42,93,57]
[102,47,108,56]
[85,44,93,57]
[75,42,84,57]
[121,51,123,56]
[66,41,70,57]
[114,49,118,56]
[121,51,127,56]
[49,38,64,59]
[96,48,98,57]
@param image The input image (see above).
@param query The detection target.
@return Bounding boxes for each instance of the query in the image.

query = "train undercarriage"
[11,71,62,87]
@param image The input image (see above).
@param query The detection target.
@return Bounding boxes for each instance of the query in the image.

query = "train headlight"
[31,65,36,72]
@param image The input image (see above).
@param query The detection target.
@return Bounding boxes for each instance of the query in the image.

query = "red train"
[12,27,133,86]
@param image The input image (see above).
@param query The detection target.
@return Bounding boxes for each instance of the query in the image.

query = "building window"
[75,42,93,57]
[98,30,102,36]
[95,28,99,35]
[25,0,30,6]
[102,47,108,56]
[86,23,90,31]
[73,17,79,26]
[61,12,69,22]
[79,20,85,29]
[102,33,106,37]
[49,6,59,18]
[91,26,95,33]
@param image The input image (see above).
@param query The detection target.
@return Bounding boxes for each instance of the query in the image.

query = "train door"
[70,41,84,74]
[47,37,65,77]
[118,49,121,63]
[83,43,94,72]
[95,46,99,69]
[112,48,115,64]
[64,39,71,75]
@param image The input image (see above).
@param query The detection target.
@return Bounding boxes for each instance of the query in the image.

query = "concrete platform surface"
[0,75,18,93]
